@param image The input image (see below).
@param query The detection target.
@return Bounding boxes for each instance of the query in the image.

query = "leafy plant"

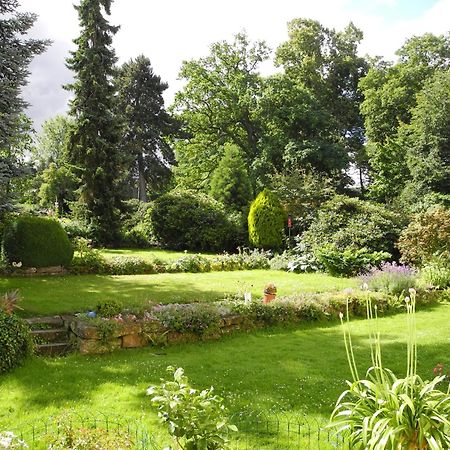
[0,311,33,373]
[69,237,106,274]
[152,303,221,336]
[0,290,23,314]
[96,299,123,318]
[420,259,450,289]
[169,254,212,273]
[398,206,450,265]
[361,262,417,296]
[105,256,156,275]
[315,244,390,277]
[147,366,237,450]
[329,290,450,449]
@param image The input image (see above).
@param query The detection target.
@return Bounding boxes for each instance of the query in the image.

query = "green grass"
[100,247,214,262]
[0,270,357,317]
[0,304,448,448]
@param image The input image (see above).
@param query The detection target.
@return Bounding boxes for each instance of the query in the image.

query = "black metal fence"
[9,412,346,449]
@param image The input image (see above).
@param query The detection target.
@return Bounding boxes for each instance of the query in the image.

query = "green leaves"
[329,291,450,448]
[148,366,237,450]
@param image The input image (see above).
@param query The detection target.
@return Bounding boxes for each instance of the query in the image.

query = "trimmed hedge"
[0,311,33,373]
[2,216,73,268]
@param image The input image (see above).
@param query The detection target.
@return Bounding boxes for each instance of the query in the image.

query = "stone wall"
[69,315,251,354]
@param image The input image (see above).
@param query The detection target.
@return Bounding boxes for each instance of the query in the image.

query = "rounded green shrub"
[248,189,286,250]
[150,190,242,251]
[2,216,74,268]
[301,195,403,255]
[0,311,33,373]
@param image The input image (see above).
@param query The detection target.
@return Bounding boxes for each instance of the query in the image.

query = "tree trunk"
[137,154,147,202]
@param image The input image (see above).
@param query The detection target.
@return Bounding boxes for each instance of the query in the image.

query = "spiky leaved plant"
[329,289,450,450]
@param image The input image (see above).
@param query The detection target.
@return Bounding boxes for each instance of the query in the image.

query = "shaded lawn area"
[0,304,448,447]
[100,247,215,263]
[0,270,357,317]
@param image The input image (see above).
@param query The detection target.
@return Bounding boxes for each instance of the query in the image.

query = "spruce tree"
[66,0,122,245]
[0,0,49,214]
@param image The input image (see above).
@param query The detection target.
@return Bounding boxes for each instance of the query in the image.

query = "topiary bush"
[301,195,403,256]
[150,190,241,252]
[248,189,286,250]
[2,216,73,268]
[0,311,33,373]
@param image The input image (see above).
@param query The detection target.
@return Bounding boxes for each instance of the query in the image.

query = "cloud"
[18,0,449,132]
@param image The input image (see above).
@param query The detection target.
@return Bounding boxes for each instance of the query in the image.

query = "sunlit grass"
[100,247,215,263]
[0,270,357,317]
[0,304,448,448]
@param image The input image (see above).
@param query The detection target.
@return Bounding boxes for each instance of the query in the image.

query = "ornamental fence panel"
[9,412,347,449]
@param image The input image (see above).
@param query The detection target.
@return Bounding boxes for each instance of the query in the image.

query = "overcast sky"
[19,0,450,132]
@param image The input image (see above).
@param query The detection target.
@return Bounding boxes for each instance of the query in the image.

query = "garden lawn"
[100,248,214,263]
[0,270,357,317]
[0,304,448,448]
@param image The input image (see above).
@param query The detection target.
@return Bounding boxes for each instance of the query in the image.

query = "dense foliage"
[151,190,241,251]
[0,311,33,373]
[248,189,285,250]
[2,216,73,267]
[398,206,450,265]
[301,195,402,255]
[210,144,253,212]
[0,0,48,215]
[116,55,176,201]
[66,0,122,245]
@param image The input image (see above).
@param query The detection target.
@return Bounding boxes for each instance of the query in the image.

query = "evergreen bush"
[150,190,240,251]
[248,189,286,250]
[0,311,33,373]
[2,216,73,268]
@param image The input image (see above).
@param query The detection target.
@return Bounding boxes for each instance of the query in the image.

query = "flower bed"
[68,288,448,354]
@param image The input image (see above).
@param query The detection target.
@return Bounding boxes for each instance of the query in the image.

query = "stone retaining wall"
[69,315,251,354]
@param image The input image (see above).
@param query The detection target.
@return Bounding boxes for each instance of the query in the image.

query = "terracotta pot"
[263,293,276,304]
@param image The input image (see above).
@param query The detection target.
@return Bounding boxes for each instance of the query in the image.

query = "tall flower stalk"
[329,289,450,449]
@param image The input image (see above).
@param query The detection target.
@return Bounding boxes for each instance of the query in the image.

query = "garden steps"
[25,315,73,356]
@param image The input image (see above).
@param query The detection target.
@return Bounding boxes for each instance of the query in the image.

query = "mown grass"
[100,247,214,263]
[0,270,357,317]
[0,304,448,448]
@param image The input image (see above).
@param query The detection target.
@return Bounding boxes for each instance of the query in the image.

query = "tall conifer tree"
[0,0,49,214]
[66,0,121,244]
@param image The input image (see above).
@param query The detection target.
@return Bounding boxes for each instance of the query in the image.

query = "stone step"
[31,328,69,343]
[25,316,64,329]
[35,342,72,357]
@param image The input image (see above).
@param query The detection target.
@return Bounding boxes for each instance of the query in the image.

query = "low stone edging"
[69,315,250,354]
